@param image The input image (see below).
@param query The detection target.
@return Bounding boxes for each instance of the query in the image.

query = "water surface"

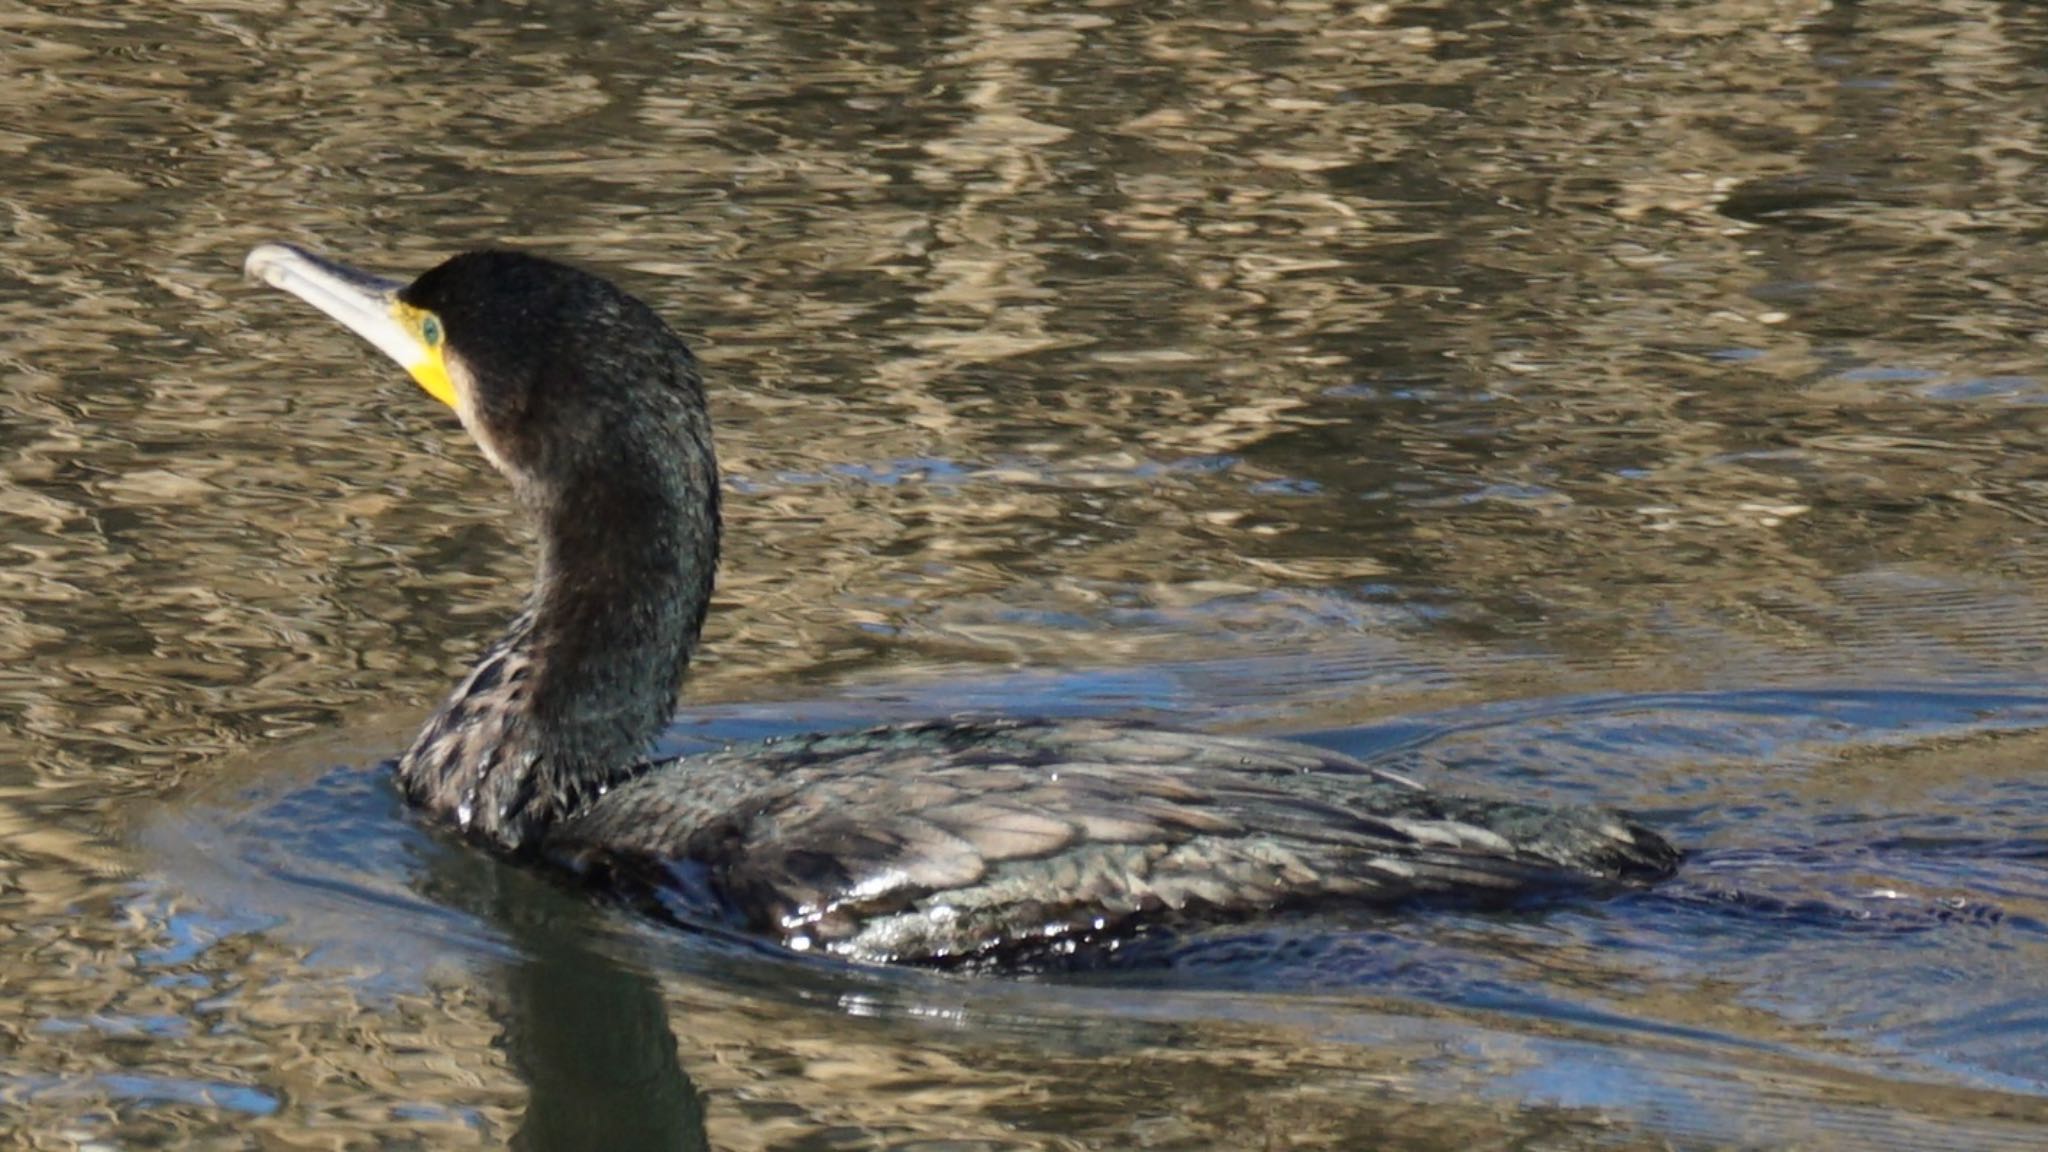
[4,1,2048,1148]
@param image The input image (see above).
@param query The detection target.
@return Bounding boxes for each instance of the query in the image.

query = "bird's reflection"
[415,837,709,1152]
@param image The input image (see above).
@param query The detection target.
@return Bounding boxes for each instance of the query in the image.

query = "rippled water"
[5,1,2048,1147]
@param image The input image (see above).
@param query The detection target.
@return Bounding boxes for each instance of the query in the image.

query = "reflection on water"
[435,844,709,1152]
[5,0,2048,1147]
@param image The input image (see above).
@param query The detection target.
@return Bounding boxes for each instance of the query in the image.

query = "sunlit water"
[5,2,2048,1148]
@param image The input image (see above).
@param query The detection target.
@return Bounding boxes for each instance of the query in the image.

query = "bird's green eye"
[421,316,443,347]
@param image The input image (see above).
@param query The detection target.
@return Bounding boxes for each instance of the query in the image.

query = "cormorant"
[243,242,1680,968]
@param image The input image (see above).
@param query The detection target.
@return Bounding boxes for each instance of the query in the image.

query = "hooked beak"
[244,242,456,408]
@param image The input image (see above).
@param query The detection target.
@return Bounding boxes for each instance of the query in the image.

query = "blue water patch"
[3,1072,280,1117]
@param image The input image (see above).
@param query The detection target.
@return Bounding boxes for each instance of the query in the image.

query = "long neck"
[397,435,719,853]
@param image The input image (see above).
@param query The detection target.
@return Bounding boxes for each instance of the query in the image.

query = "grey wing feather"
[546,718,1678,964]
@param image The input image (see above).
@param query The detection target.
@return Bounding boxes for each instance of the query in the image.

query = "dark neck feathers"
[397,383,719,852]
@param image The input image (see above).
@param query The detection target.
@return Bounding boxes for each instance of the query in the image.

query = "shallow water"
[5,0,2048,1147]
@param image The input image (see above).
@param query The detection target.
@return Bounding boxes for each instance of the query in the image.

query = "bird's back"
[545,718,1679,965]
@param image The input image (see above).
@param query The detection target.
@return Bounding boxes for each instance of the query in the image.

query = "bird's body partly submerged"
[245,241,1679,968]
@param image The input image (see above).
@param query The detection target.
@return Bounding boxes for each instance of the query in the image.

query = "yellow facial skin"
[244,242,458,411]
[393,301,456,408]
